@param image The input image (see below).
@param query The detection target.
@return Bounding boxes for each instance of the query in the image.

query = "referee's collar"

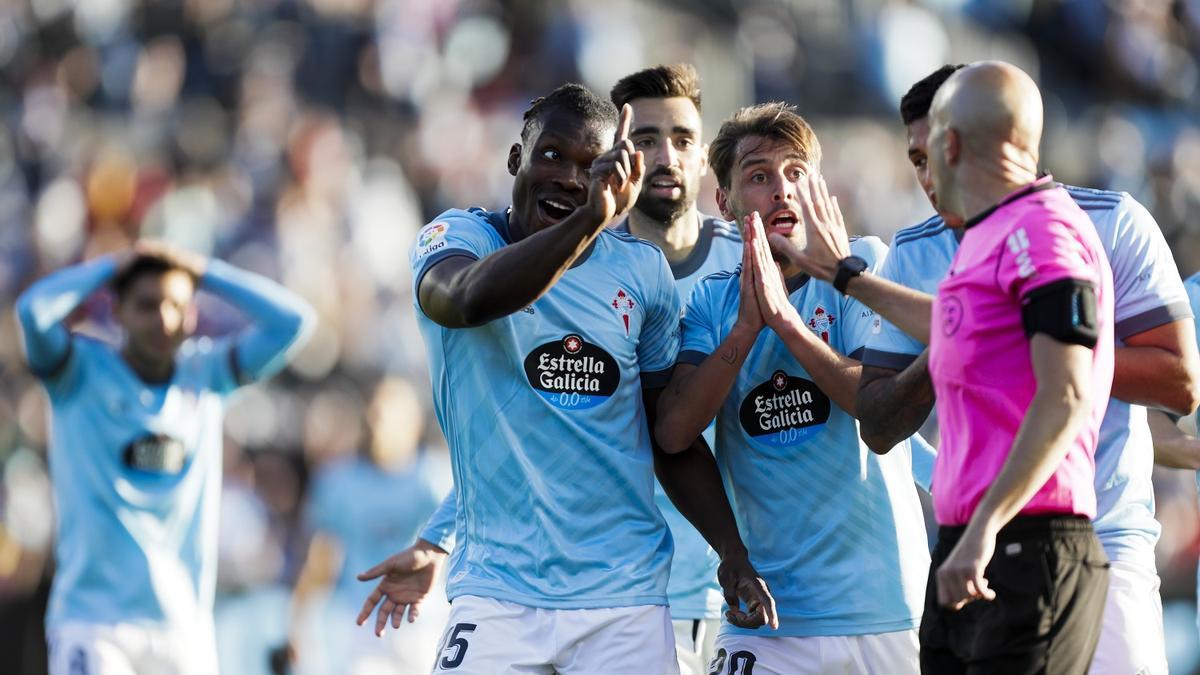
[961,174,1057,231]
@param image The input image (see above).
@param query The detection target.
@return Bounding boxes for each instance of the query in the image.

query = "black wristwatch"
[833,255,868,294]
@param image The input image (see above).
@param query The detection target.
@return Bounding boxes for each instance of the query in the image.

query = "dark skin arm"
[1148,408,1200,470]
[420,106,644,328]
[1113,319,1200,416]
[643,387,778,630]
[857,352,935,454]
[856,319,1200,454]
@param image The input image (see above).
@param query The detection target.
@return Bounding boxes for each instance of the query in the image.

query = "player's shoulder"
[1061,184,1127,212]
[599,227,670,264]
[891,214,951,250]
[848,234,886,262]
[1185,270,1200,289]
[692,263,742,298]
[703,214,742,243]
[420,207,507,241]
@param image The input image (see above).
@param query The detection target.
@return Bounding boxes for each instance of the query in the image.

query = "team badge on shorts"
[739,369,831,446]
[524,334,620,409]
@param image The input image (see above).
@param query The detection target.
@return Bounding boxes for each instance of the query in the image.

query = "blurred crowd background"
[0,0,1198,673]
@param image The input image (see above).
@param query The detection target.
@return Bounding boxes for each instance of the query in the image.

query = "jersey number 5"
[438,622,477,669]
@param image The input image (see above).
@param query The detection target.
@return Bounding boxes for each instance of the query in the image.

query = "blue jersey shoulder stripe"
[893,215,948,246]
[602,227,663,252]
[1063,184,1122,200]
[712,223,742,241]
[699,265,740,283]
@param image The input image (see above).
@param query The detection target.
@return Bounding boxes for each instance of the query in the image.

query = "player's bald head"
[926,61,1044,222]
[930,61,1043,163]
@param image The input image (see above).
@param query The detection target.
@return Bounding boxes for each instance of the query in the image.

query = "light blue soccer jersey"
[308,455,447,602]
[419,213,741,618]
[15,258,313,632]
[411,207,681,609]
[680,237,929,638]
[619,213,742,619]
[864,186,1191,567]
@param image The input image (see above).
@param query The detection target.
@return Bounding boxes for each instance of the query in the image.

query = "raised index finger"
[615,103,632,144]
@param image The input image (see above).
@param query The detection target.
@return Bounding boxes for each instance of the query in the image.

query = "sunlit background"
[0,1,1198,673]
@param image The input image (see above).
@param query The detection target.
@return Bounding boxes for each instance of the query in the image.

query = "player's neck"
[626,208,700,264]
[121,344,175,383]
[957,159,1039,225]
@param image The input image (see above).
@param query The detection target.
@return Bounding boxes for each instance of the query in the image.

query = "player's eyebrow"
[631,125,698,137]
[739,152,805,170]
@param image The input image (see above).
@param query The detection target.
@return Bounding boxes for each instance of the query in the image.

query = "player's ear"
[507,143,522,176]
[183,302,199,336]
[716,186,734,222]
[945,128,960,166]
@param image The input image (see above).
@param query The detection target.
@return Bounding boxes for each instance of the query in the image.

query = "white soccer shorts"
[428,595,678,674]
[48,621,219,675]
[709,628,919,674]
[1088,559,1168,675]
[675,618,719,675]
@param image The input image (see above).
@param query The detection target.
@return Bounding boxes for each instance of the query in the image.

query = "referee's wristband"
[833,255,868,295]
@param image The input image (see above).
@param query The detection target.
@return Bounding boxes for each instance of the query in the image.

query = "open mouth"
[647,176,682,197]
[538,196,578,224]
[766,210,798,235]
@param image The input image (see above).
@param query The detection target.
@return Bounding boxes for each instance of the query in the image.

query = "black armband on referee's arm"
[1021,278,1099,348]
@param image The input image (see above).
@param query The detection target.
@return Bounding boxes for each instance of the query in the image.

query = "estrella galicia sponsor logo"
[523,334,620,409]
[739,370,831,446]
[123,433,187,474]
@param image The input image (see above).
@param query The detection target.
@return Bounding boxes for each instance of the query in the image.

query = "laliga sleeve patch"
[415,221,451,258]
[1021,278,1099,348]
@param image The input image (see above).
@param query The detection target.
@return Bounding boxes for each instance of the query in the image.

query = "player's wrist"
[415,538,449,557]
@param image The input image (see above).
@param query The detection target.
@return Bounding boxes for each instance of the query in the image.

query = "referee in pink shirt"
[772,61,1114,673]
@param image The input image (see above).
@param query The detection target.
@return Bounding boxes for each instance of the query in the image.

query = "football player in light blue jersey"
[854,65,1200,675]
[355,84,773,674]
[609,64,741,674]
[290,377,450,674]
[656,103,929,674]
[1149,273,1200,642]
[383,68,743,675]
[14,241,315,675]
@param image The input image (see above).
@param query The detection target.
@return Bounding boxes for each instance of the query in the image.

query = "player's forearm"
[772,319,862,415]
[653,438,748,561]
[15,256,117,373]
[1148,408,1200,470]
[656,327,757,453]
[1113,344,1200,416]
[857,354,936,454]
[203,260,316,380]
[968,373,1091,536]
[843,273,934,345]
[443,213,607,326]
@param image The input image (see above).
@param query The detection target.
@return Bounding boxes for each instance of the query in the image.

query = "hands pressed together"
[736,173,855,335]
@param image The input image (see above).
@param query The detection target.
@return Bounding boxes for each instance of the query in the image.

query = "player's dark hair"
[610,64,702,112]
[708,102,821,189]
[521,83,618,142]
[899,64,966,125]
[112,255,197,299]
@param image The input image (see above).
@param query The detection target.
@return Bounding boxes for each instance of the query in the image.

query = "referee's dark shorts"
[919,514,1109,674]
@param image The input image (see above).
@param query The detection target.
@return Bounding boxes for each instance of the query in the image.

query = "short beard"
[633,193,690,225]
